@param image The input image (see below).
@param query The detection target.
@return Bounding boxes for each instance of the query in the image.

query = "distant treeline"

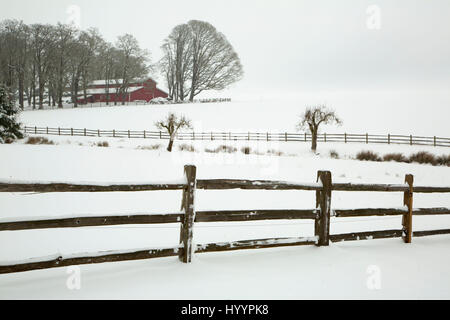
[0,19,243,109]
[0,20,150,109]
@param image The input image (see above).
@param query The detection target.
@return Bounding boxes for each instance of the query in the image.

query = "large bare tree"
[297,104,342,152]
[160,20,243,102]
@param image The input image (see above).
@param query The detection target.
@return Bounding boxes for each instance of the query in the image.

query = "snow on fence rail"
[1,166,450,274]
[22,126,450,147]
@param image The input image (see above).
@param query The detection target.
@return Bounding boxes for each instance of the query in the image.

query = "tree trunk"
[167,139,174,152]
[18,73,24,110]
[311,129,318,152]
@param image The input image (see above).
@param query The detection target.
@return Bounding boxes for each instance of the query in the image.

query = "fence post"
[388,134,390,144]
[248,132,250,141]
[58,127,60,135]
[113,129,115,138]
[324,133,327,143]
[128,130,130,138]
[434,136,436,147]
[285,132,287,142]
[143,130,146,139]
[34,126,37,134]
[344,133,347,143]
[315,171,332,246]
[410,135,413,145]
[159,131,162,139]
[304,132,307,142]
[46,127,48,135]
[71,128,73,136]
[402,174,414,243]
[179,165,197,263]
[211,132,213,141]
[98,129,100,137]
[366,133,368,144]
[84,128,86,136]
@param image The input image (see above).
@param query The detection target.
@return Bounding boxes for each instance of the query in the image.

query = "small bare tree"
[155,112,192,152]
[297,104,342,152]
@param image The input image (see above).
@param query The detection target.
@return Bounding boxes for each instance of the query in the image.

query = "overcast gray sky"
[1,0,450,95]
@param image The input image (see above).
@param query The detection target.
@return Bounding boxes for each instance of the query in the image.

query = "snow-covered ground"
[18,91,450,137]
[0,132,449,299]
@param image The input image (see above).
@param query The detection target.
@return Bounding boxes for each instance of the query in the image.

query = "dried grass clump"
[178,144,196,152]
[241,146,251,155]
[383,153,409,163]
[356,150,381,162]
[96,141,109,147]
[25,137,54,145]
[329,150,339,159]
[409,151,437,165]
[436,154,450,167]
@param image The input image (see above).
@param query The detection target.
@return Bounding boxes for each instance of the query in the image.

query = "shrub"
[25,137,54,145]
[409,151,437,165]
[356,150,381,162]
[383,153,409,163]
[96,141,109,147]
[329,150,339,159]
[436,154,450,167]
[215,145,237,153]
[241,146,251,155]
[178,144,196,152]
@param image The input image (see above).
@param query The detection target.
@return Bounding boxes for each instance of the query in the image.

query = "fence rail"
[23,126,450,147]
[0,166,449,274]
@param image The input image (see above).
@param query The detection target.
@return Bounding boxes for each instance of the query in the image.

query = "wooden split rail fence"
[0,166,450,274]
[23,126,450,147]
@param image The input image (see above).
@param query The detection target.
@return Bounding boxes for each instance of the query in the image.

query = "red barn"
[77,78,168,104]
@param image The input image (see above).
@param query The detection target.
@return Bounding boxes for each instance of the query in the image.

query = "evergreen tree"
[0,85,23,143]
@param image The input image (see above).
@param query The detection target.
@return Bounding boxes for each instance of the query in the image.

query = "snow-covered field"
[0,135,450,299]
[1,98,449,299]
[18,91,450,136]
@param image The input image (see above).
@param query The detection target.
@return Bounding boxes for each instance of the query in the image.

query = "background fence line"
[21,98,232,111]
[23,126,450,147]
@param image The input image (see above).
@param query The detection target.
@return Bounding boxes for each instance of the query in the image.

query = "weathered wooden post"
[304,132,307,142]
[324,133,327,143]
[403,174,414,243]
[113,129,115,138]
[315,171,332,246]
[410,135,413,145]
[34,126,37,134]
[143,130,146,139]
[434,136,436,147]
[84,128,86,136]
[71,128,73,136]
[46,127,48,134]
[366,133,368,144]
[58,127,60,135]
[388,134,390,144]
[98,129,100,137]
[344,133,347,143]
[179,165,197,263]
[128,130,130,138]
[285,132,287,142]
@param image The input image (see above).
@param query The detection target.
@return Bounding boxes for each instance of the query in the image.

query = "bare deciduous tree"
[155,113,192,152]
[297,104,342,152]
[160,20,243,102]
